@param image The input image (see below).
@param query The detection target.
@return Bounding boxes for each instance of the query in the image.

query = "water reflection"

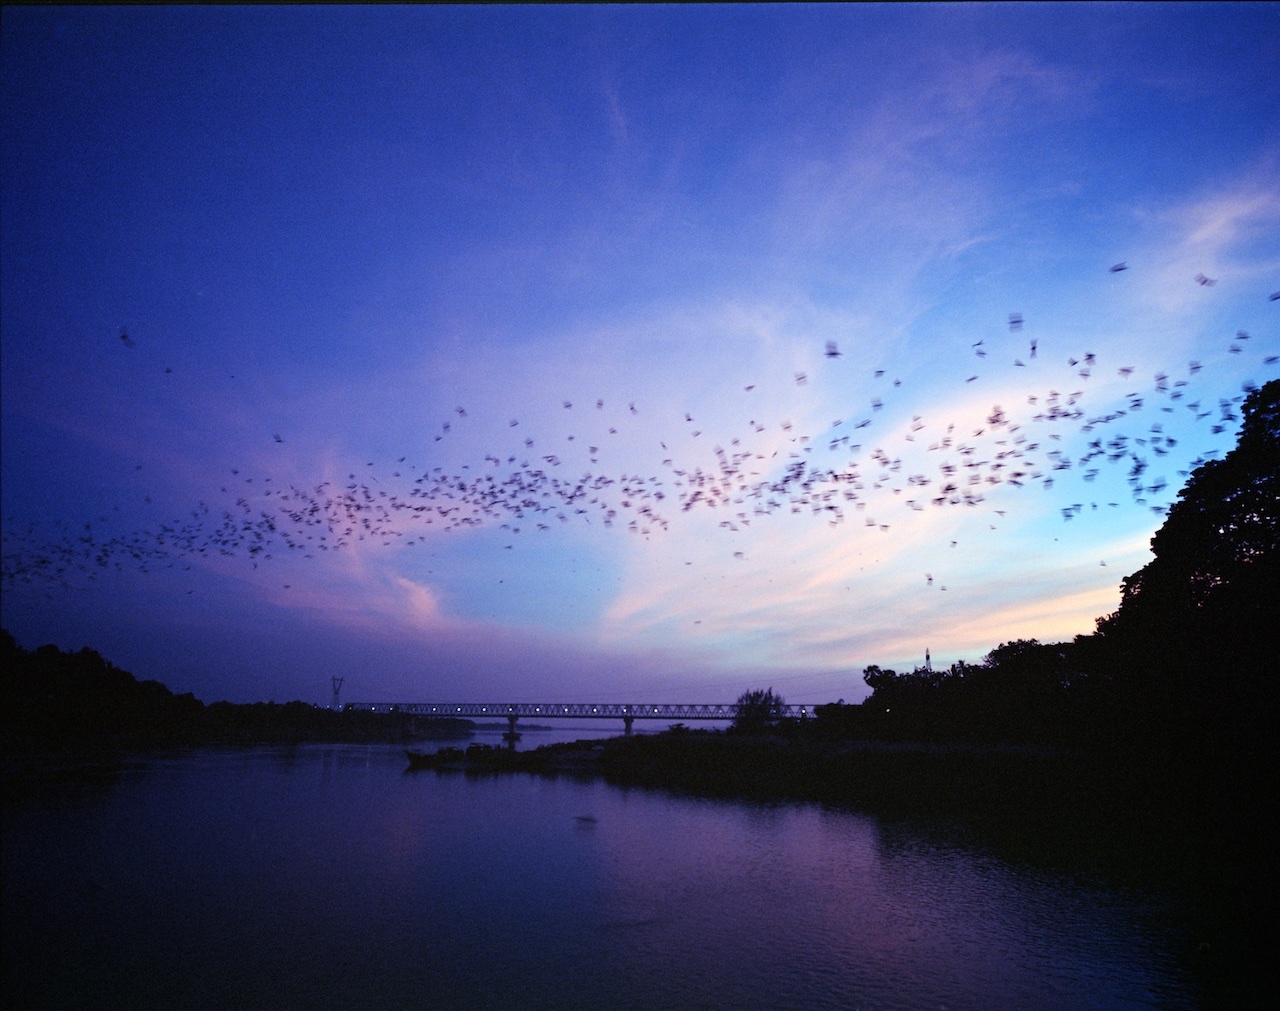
[468,721,673,751]
[2,745,1196,1010]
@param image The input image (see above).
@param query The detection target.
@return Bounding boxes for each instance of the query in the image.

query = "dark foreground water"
[4,743,1199,1010]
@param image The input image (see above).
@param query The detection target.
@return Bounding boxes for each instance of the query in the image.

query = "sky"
[3,5,1277,708]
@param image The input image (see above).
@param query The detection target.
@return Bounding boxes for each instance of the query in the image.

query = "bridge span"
[343,701,817,735]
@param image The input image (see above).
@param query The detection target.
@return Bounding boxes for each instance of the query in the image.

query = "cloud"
[1124,157,1280,316]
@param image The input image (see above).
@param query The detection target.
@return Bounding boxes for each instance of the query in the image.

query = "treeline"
[0,631,471,750]
[816,379,1277,756]
[808,634,1242,756]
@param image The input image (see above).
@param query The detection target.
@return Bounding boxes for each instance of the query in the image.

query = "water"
[3,744,1199,1010]
[469,720,712,749]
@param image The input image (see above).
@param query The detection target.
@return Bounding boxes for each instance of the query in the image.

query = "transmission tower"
[331,676,345,711]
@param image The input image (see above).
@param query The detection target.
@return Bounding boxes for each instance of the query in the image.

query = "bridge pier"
[623,716,634,736]
[503,714,520,748]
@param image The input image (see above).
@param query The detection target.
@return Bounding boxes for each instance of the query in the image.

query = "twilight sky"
[3,5,1277,707]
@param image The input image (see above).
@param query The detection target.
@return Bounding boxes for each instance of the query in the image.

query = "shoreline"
[422,729,1266,884]
[444,727,1270,1003]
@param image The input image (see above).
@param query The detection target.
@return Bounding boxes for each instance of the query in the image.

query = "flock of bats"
[3,274,1276,594]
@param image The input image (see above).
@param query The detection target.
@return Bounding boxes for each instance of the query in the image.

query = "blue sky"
[3,5,1277,706]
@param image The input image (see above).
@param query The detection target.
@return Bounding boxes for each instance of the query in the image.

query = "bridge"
[342,702,817,736]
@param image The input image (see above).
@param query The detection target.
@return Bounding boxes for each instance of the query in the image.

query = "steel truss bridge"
[343,701,816,734]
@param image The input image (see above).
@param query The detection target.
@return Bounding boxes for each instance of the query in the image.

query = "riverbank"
[416,727,1260,875]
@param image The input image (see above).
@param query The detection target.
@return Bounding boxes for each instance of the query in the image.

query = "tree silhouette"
[732,687,787,733]
[1094,379,1278,678]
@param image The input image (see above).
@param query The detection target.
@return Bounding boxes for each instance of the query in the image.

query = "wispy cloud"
[1125,157,1280,316]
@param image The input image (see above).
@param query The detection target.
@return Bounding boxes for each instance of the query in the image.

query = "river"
[3,741,1201,1009]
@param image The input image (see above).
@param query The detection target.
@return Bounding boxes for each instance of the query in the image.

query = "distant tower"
[925,648,932,672]
[331,676,344,711]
